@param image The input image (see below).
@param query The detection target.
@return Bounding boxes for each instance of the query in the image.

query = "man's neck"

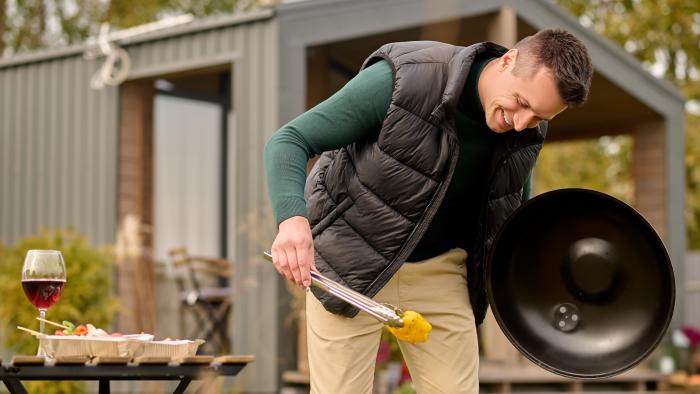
[476,58,497,112]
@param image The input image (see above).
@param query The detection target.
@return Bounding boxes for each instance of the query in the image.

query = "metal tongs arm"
[263,252,404,327]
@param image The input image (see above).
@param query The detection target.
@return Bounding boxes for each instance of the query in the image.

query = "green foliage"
[553,0,700,248]
[1,0,276,56]
[686,114,700,249]
[103,0,241,29]
[535,136,633,203]
[555,0,700,96]
[393,382,416,394]
[0,229,118,394]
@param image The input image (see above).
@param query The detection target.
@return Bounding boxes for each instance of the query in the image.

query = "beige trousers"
[306,248,479,394]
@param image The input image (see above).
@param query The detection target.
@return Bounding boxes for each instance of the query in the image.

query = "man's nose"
[514,111,537,131]
[514,114,529,131]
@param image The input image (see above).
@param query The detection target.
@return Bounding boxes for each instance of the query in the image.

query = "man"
[264,29,593,393]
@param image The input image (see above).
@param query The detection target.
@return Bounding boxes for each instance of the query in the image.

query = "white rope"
[84,14,194,89]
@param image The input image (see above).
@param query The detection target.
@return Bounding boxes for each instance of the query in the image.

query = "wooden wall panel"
[633,122,667,242]
[116,80,156,335]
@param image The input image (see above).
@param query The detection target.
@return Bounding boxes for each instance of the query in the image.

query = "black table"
[0,355,254,394]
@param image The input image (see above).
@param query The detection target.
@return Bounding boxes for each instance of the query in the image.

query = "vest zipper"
[397,132,461,263]
[477,141,538,265]
[472,139,543,324]
[363,131,460,297]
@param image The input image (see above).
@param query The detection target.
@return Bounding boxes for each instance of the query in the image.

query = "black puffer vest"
[305,41,546,325]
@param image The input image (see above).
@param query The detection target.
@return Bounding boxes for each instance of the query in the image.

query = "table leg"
[173,377,192,394]
[99,379,110,394]
[1,378,28,394]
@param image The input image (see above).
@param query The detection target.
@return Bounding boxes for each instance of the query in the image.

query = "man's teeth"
[503,110,512,126]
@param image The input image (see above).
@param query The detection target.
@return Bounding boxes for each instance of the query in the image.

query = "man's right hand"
[270,216,316,287]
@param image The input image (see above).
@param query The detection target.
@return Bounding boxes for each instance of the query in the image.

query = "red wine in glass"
[22,279,66,309]
[21,250,67,334]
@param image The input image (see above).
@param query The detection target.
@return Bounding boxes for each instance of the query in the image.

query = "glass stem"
[39,309,46,334]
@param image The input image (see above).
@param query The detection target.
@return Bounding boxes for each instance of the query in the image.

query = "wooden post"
[487,6,517,48]
[632,121,667,242]
[116,80,157,335]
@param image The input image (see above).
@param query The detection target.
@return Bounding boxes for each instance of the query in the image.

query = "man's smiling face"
[479,49,568,133]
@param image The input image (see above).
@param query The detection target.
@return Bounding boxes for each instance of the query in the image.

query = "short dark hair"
[513,28,593,107]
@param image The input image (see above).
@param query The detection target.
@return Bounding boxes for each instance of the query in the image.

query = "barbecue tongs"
[263,251,404,328]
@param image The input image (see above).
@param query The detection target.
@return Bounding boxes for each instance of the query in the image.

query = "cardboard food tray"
[139,339,206,359]
[38,335,204,360]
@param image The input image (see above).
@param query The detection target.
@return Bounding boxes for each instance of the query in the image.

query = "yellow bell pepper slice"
[387,310,432,343]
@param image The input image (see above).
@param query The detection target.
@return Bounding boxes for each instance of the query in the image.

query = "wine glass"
[21,250,67,334]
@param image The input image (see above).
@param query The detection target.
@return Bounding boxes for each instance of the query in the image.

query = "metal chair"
[168,247,233,354]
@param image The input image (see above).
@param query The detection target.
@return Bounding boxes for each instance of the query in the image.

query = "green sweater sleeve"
[263,60,393,225]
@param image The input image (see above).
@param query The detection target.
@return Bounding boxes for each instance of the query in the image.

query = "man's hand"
[271,216,316,287]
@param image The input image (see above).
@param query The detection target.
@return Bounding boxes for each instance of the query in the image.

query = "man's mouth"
[502,109,512,127]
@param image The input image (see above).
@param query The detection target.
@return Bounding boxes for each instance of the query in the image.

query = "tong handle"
[263,251,403,327]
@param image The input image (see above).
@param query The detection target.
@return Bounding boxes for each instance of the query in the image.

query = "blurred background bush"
[0,228,117,394]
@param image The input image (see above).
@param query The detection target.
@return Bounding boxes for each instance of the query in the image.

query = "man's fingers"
[272,247,308,287]
[270,216,315,287]
[275,251,294,283]
[297,246,311,287]
[286,250,303,286]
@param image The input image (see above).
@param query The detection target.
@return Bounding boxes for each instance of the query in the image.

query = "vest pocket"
[310,197,353,237]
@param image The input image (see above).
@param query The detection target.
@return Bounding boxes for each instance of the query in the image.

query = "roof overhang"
[276,0,684,123]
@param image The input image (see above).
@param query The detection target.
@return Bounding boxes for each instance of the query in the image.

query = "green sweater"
[264,57,499,261]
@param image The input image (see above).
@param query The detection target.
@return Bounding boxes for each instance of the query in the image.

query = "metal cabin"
[0,0,685,392]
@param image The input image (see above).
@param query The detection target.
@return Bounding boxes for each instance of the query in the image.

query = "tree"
[535,136,633,203]
[0,0,5,54]
[555,0,700,95]
[550,0,700,249]
[1,0,273,56]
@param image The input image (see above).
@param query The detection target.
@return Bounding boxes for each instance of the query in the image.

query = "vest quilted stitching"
[305,41,546,325]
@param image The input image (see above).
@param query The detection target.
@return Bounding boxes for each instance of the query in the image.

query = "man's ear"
[497,48,519,72]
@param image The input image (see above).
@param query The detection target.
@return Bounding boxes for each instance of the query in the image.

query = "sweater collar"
[459,55,495,118]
